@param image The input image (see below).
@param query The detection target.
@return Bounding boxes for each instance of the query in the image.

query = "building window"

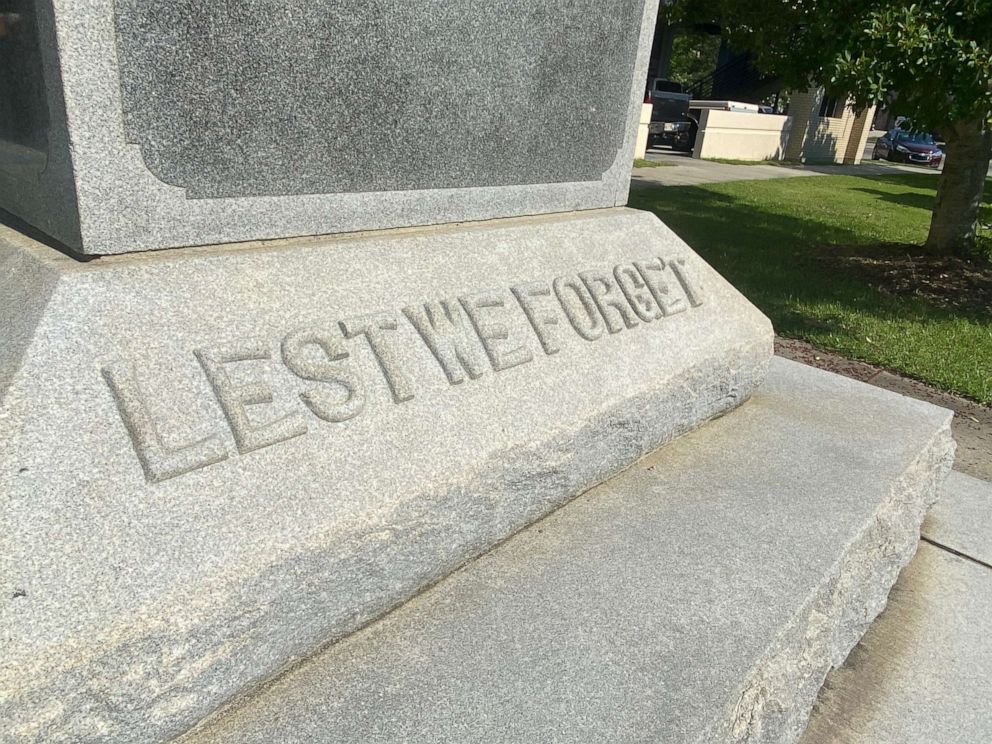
[818,95,842,119]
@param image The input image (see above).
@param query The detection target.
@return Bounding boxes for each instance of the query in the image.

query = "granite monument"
[0,2,954,744]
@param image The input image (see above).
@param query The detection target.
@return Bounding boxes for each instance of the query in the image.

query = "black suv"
[645,79,697,152]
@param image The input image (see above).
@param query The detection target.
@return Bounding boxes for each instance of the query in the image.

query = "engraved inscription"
[670,258,705,308]
[402,300,487,385]
[102,362,228,483]
[635,259,688,317]
[195,344,308,454]
[459,290,533,373]
[339,313,415,404]
[553,275,604,342]
[104,255,707,483]
[579,270,640,334]
[511,282,561,356]
[281,329,365,422]
[614,264,661,322]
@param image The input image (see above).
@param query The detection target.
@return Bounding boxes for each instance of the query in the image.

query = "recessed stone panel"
[113,0,642,198]
[0,0,656,253]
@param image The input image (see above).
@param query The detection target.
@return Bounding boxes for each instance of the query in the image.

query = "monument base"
[1,208,771,742]
[179,358,954,744]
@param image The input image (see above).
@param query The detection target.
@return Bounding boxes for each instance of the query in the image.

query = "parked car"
[872,129,943,167]
[645,79,697,153]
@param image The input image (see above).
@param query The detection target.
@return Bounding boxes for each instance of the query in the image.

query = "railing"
[685,52,780,105]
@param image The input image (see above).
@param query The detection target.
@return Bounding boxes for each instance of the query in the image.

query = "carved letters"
[460,290,534,373]
[403,300,488,385]
[511,282,561,356]
[339,313,415,404]
[281,329,365,422]
[104,256,706,483]
[195,344,309,455]
[102,362,229,483]
[553,275,604,341]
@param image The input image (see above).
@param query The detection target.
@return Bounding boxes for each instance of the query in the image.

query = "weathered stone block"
[178,359,956,744]
[801,543,992,744]
[0,208,772,742]
[0,0,656,254]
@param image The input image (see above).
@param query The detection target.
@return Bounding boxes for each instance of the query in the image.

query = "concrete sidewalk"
[632,150,938,188]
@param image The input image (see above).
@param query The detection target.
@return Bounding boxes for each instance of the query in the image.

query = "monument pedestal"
[178,359,954,744]
[1,214,955,743]
[2,209,771,743]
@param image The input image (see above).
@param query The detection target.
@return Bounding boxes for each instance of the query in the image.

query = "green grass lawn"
[629,173,992,403]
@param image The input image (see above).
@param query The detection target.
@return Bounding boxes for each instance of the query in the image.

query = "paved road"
[632,149,938,187]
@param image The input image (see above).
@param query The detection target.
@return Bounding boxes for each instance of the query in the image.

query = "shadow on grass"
[853,174,992,225]
[629,173,992,401]
[850,187,936,212]
[628,177,987,337]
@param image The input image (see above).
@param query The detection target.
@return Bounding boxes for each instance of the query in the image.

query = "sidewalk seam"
[920,536,992,572]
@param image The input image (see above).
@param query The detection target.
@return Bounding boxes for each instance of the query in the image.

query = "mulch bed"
[816,243,992,315]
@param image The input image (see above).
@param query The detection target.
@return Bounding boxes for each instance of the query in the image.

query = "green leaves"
[670,0,992,129]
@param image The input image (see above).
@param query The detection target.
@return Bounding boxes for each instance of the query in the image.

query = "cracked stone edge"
[714,416,956,744]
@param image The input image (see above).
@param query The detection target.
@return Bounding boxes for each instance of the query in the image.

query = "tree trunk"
[925,117,992,256]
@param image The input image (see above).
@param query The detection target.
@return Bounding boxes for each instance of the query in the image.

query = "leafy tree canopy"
[669,0,992,131]
[667,31,722,87]
[667,0,992,256]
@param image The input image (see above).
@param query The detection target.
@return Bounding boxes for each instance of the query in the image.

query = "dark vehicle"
[872,129,943,168]
[645,79,697,153]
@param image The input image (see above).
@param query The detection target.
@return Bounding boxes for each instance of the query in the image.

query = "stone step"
[178,358,954,744]
[800,471,992,744]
